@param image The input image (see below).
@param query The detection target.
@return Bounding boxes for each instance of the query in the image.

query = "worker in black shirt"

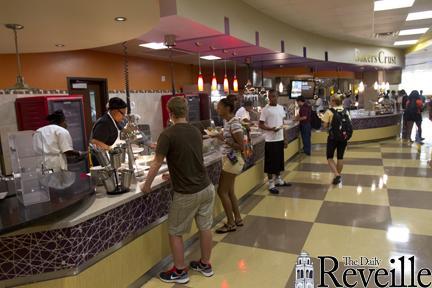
[90,97,127,151]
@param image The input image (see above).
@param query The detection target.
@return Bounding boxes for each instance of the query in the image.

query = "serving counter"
[311,112,402,144]
[0,124,300,288]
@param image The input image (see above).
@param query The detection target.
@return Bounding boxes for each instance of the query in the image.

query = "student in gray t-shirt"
[141,97,216,285]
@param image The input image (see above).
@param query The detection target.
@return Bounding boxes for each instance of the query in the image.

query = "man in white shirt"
[34,110,83,172]
[235,100,254,122]
[259,89,291,194]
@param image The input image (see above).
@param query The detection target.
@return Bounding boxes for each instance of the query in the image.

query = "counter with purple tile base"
[312,112,402,144]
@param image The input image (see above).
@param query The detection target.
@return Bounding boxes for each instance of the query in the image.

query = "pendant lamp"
[233,61,239,92]
[223,60,229,93]
[197,53,204,92]
[211,61,217,91]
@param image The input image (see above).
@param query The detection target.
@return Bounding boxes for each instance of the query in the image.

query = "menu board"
[289,80,315,99]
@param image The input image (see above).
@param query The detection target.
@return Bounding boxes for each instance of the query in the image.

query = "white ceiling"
[242,0,432,48]
[0,0,160,53]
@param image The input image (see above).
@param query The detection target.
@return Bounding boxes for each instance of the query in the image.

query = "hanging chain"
[122,41,131,113]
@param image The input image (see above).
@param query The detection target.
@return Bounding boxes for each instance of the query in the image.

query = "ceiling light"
[200,55,221,60]
[139,42,167,50]
[374,0,415,11]
[114,17,127,22]
[399,28,429,35]
[406,10,432,21]
[394,40,418,46]
[55,44,65,47]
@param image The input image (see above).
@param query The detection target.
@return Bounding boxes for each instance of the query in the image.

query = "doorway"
[67,77,109,141]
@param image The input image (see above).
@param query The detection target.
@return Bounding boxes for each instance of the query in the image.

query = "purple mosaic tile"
[352,114,401,130]
[0,161,222,282]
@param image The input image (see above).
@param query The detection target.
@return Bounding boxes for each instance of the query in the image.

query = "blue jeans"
[300,123,312,155]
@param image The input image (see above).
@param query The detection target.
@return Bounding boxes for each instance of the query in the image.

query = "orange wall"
[0,50,195,91]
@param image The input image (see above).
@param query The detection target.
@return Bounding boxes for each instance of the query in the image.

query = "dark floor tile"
[393,233,432,269]
[276,182,329,200]
[347,147,382,152]
[316,201,391,230]
[341,174,386,187]
[222,215,312,254]
[382,153,420,160]
[240,195,265,214]
[343,158,384,166]
[295,163,330,172]
[388,189,432,210]
[384,167,432,177]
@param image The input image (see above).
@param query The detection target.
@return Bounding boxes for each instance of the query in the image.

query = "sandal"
[235,219,244,227]
[215,223,236,234]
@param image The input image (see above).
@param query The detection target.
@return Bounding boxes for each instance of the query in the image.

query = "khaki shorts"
[168,184,216,236]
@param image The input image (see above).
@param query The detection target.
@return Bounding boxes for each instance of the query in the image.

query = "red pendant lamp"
[211,60,217,91]
[233,61,238,92]
[223,59,229,93]
[197,53,204,92]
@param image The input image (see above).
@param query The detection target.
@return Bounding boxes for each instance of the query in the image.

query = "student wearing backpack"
[403,90,423,144]
[320,94,353,185]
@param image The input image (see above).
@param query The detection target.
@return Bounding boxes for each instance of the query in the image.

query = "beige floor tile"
[381,147,422,153]
[284,171,334,185]
[285,161,299,171]
[303,223,392,267]
[383,158,430,168]
[298,156,328,164]
[187,242,297,288]
[387,176,432,192]
[344,151,383,159]
[391,207,432,236]
[341,165,385,176]
[141,278,172,288]
[325,185,389,206]
[249,196,322,222]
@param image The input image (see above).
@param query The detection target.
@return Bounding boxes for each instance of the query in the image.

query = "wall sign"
[354,49,397,65]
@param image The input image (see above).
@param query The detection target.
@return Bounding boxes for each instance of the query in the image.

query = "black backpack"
[329,108,353,141]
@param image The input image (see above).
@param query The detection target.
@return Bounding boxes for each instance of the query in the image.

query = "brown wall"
[0,50,195,91]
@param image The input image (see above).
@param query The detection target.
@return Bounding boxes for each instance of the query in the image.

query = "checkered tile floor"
[142,138,432,288]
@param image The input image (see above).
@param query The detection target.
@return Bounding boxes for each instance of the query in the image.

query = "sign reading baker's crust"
[354,49,397,65]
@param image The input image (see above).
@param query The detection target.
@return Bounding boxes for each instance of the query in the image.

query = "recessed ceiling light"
[200,55,221,60]
[394,39,418,46]
[399,28,429,35]
[374,0,415,11]
[55,44,65,47]
[406,10,432,21]
[114,17,127,22]
[139,42,167,50]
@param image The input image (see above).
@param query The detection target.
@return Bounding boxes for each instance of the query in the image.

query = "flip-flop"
[215,223,236,234]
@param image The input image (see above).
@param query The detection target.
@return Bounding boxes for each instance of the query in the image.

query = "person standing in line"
[404,90,423,144]
[141,97,216,284]
[259,89,291,194]
[320,94,352,185]
[295,96,312,155]
[212,98,245,233]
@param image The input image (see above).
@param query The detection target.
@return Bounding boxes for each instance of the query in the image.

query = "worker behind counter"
[90,97,127,151]
[34,110,85,172]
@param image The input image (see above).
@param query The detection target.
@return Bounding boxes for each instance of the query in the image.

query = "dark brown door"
[67,78,108,141]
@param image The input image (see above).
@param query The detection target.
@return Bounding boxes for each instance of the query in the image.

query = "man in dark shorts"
[141,97,216,284]
[320,94,349,185]
[259,89,291,194]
